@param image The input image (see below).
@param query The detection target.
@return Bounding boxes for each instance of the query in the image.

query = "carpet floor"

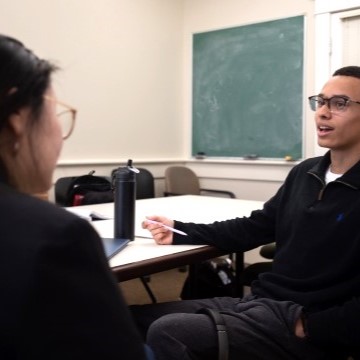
[119,268,188,305]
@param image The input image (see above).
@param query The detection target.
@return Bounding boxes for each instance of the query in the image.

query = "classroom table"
[67,195,264,284]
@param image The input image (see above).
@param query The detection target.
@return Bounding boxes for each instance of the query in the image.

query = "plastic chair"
[237,243,275,288]
[110,167,155,200]
[164,166,235,198]
[164,166,235,291]
[136,168,155,199]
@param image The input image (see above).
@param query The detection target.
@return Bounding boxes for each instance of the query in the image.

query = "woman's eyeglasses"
[44,96,77,140]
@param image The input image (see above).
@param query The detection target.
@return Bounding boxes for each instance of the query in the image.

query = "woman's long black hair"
[0,35,58,181]
[0,35,58,129]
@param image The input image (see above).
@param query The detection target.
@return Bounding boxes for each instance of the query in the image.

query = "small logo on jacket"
[336,213,345,222]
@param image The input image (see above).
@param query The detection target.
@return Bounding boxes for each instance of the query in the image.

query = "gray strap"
[198,308,229,360]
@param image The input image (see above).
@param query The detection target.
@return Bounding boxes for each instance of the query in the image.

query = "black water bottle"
[113,159,138,241]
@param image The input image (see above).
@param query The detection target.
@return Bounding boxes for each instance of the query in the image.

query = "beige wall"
[0,0,185,163]
[0,0,318,202]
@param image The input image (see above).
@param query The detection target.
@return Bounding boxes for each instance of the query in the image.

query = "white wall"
[313,0,360,155]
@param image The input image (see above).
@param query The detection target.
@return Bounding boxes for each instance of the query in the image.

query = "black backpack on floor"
[181,257,236,300]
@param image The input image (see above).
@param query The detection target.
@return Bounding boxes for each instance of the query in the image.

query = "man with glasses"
[134,66,360,360]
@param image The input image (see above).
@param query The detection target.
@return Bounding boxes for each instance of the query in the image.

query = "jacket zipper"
[308,172,358,201]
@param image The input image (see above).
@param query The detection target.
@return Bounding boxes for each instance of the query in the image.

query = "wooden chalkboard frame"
[192,16,304,159]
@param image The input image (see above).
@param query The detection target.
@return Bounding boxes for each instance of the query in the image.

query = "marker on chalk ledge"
[243,154,259,160]
[195,151,206,160]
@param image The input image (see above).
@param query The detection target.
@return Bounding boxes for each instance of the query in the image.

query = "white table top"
[67,195,264,268]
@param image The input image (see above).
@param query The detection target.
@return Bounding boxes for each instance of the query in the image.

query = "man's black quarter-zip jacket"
[173,151,360,352]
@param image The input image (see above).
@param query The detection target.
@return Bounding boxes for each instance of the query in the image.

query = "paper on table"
[65,207,110,221]
[135,226,154,239]
[65,207,152,239]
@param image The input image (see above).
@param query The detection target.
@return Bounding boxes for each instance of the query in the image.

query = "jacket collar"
[0,182,15,195]
[308,151,360,189]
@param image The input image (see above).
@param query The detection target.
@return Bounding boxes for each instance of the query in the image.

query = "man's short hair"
[333,66,360,79]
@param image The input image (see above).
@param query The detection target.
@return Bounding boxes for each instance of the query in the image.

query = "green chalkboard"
[192,16,304,159]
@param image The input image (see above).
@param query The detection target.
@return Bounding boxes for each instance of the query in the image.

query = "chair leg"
[235,252,244,297]
[139,276,157,303]
[187,264,199,299]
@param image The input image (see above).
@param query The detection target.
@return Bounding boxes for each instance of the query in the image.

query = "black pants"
[130,295,349,360]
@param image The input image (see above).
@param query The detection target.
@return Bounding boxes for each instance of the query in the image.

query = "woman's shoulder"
[0,186,97,247]
[0,188,108,275]
[2,188,77,221]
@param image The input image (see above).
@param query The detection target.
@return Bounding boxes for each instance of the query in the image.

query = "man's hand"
[295,315,306,338]
[142,216,174,245]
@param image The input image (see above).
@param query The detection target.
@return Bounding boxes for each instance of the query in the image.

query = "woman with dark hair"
[0,35,146,359]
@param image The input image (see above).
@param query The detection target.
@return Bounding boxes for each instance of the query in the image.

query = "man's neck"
[330,151,360,174]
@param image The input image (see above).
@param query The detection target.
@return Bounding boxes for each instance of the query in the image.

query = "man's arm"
[305,298,360,348]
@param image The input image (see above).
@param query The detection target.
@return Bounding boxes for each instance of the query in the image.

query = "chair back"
[136,168,155,199]
[112,167,155,200]
[164,166,200,196]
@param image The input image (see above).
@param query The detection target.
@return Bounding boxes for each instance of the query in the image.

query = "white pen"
[145,219,188,236]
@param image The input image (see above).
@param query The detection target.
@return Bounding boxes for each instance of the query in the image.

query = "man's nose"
[316,103,332,118]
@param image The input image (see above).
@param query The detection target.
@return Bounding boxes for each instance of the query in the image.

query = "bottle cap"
[113,159,138,182]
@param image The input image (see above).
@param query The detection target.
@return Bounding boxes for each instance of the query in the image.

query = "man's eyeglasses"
[308,95,360,114]
[44,96,77,140]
